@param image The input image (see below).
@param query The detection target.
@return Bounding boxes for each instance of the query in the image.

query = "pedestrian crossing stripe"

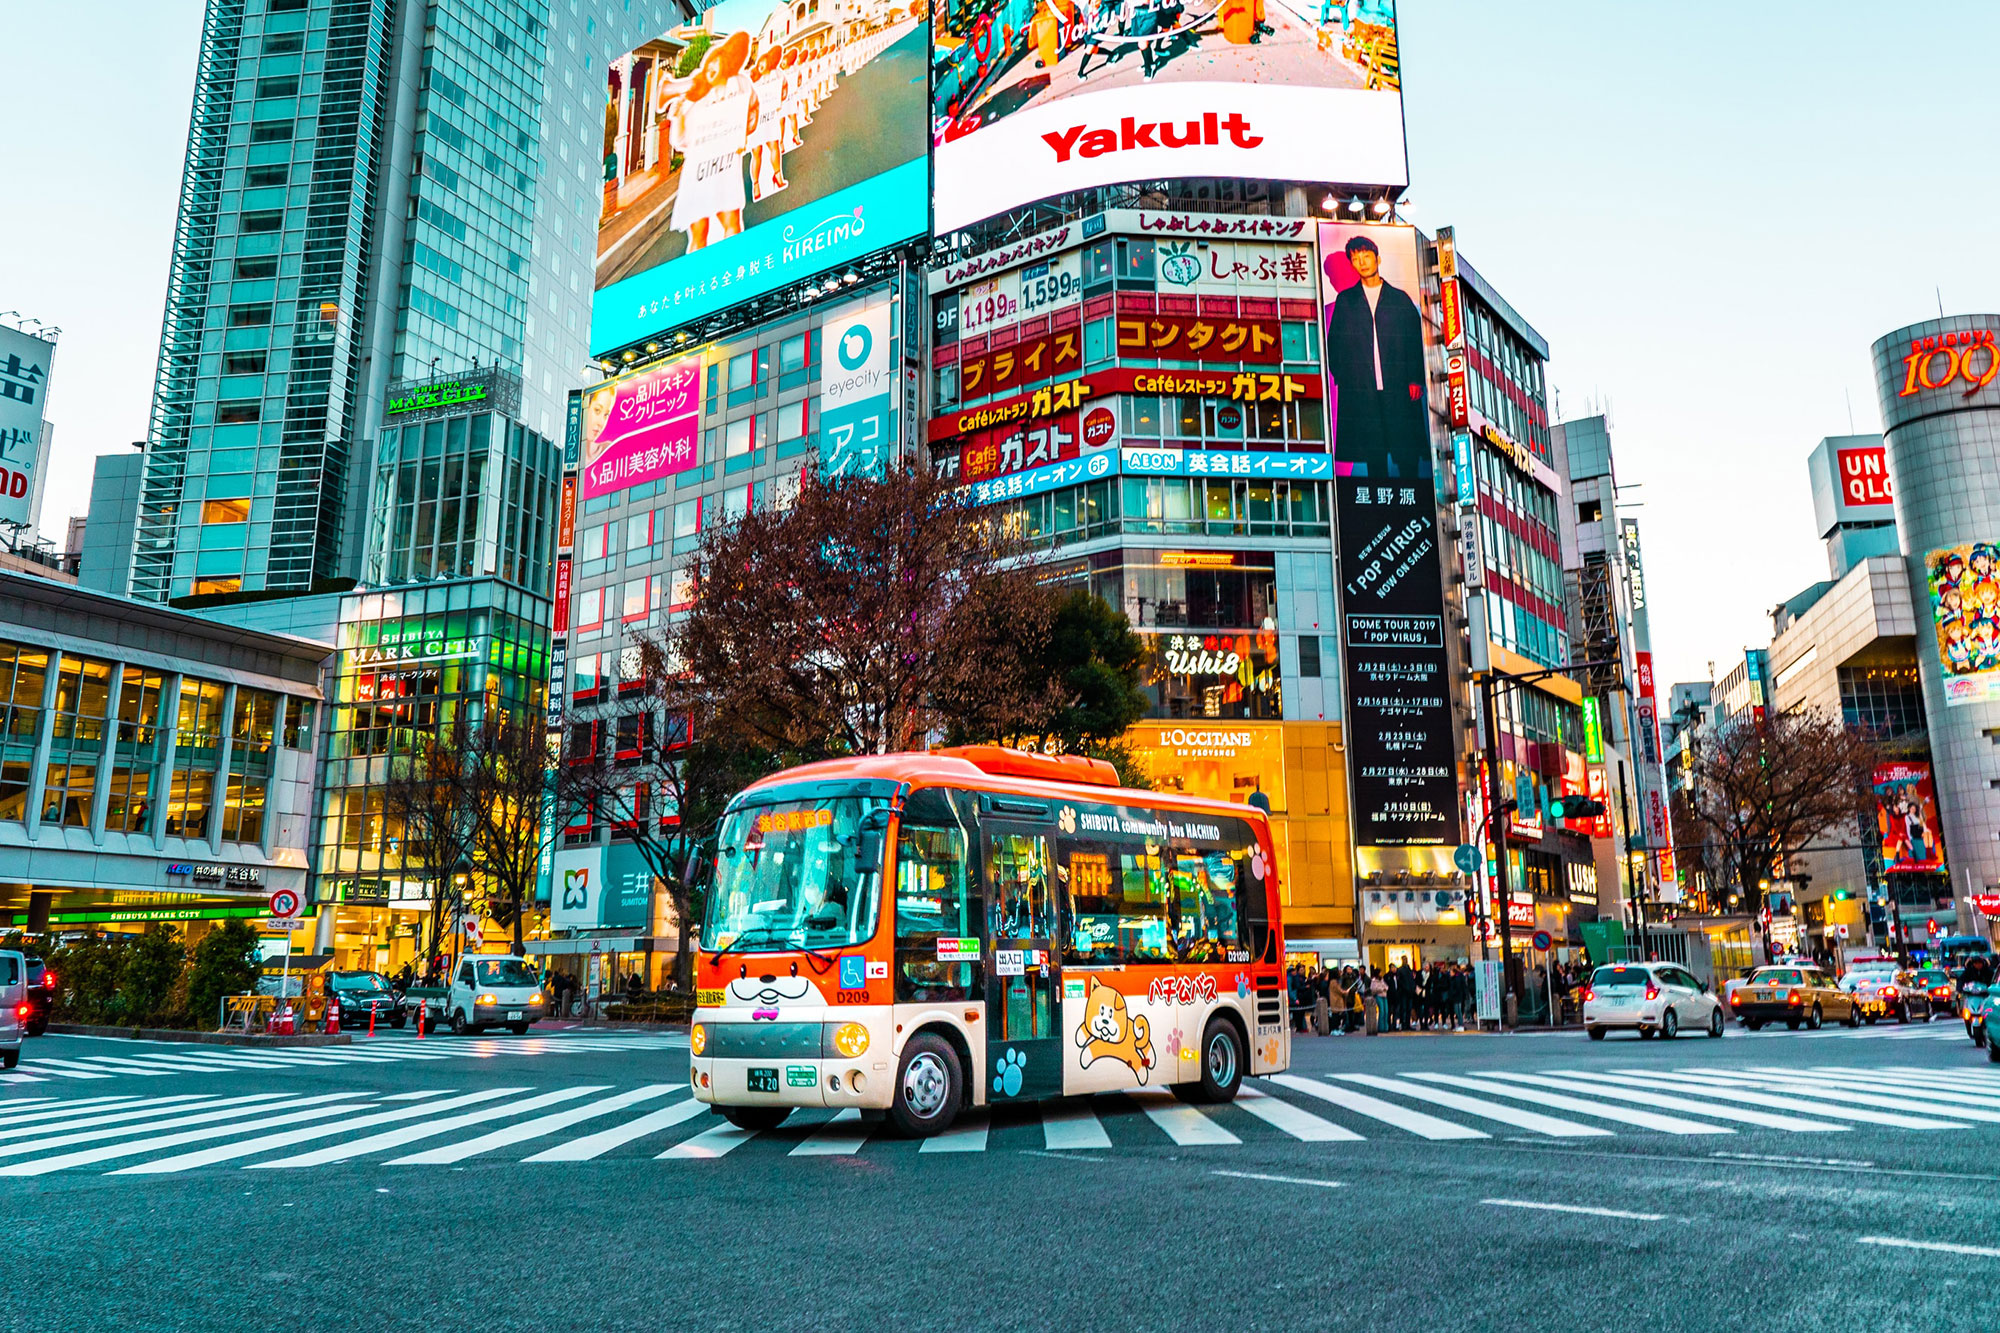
[0,1062,1991,1176]
[2,1031,690,1083]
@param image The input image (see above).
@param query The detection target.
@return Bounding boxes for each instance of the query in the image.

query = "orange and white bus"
[689,746,1290,1136]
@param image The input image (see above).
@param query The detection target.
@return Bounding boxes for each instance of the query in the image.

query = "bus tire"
[889,1032,962,1138]
[1184,1017,1244,1104]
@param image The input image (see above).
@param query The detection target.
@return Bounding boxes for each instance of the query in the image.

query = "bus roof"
[737,748,1272,829]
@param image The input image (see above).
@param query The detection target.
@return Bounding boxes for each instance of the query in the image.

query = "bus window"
[988,831,1055,941]
[893,788,981,1001]
[1062,840,1122,965]
[1119,847,1173,962]
[1172,847,1240,961]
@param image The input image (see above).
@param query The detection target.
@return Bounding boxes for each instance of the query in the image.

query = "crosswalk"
[1728,1021,1976,1043]
[0,1030,689,1085]
[2,1061,1997,1176]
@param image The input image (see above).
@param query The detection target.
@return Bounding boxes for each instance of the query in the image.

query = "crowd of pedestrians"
[1288,959,1485,1033]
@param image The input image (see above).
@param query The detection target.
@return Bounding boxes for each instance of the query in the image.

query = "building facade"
[0,572,326,938]
[1872,314,2000,941]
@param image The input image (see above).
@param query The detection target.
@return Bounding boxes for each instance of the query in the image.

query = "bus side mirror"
[856,808,891,874]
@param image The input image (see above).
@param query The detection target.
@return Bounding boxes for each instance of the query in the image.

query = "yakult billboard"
[932,0,1407,232]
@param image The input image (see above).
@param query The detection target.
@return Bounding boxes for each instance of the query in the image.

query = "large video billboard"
[932,0,1407,232]
[591,0,932,354]
[1318,221,1455,848]
[1874,761,1946,874]
[1925,539,2000,706]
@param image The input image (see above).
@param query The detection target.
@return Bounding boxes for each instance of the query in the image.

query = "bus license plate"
[747,1067,779,1094]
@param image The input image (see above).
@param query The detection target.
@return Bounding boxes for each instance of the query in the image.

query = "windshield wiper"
[707,924,793,962]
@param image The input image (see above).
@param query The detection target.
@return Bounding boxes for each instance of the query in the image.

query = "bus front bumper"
[689,1011,893,1111]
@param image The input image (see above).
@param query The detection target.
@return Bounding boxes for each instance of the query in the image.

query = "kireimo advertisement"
[593,0,932,353]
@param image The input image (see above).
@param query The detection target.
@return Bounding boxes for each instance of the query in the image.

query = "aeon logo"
[1898,328,1998,399]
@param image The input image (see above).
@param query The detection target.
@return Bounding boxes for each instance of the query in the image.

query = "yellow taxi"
[1729,964,1859,1031]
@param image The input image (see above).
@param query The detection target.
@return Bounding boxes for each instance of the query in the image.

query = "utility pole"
[1481,670,1517,1024]
[1618,761,1647,960]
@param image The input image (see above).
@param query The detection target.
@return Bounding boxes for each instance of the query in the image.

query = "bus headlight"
[690,1023,707,1057]
[833,1022,869,1058]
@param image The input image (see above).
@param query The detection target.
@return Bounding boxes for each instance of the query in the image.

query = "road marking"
[1746,1068,2000,1113]
[1857,1235,2000,1258]
[790,1108,872,1156]
[0,1095,295,1157]
[919,1114,989,1154]
[1502,1071,1847,1133]
[110,1090,505,1174]
[1673,1070,2000,1124]
[1129,1091,1241,1146]
[1483,1199,1665,1221]
[1335,1074,1612,1138]
[1267,1074,1484,1140]
[659,1121,765,1159]
[1713,1152,1876,1168]
[524,1096,709,1162]
[1590,1071,1969,1129]
[0,1096,158,1130]
[385,1085,683,1165]
[41,1057,178,1077]
[1236,1085,1363,1142]
[1211,1170,1343,1189]
[249,1087,607,1169]
[1040,1101,1113,1150]
[1408,1073,1732,1135]
[0,1100,374,1177]
[382,1091,448,1101]
[20,1059,118,1079]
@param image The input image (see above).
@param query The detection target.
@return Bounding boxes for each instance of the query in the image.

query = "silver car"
[0,950,23,1069]
[1583,962,1726,1041]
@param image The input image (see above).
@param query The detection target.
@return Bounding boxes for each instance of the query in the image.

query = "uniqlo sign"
[1835,446,1893,507]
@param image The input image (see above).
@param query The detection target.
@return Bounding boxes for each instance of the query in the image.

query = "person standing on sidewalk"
[1369,969,1389,1032]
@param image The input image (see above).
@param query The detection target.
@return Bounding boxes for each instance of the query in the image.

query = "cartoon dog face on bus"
[1075,977,1154,1083]
[724,968,819,1009]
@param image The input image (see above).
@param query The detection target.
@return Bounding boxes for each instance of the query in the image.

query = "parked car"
[0,950,23,1069]
[1729,964,1859,1030]
[1582,962,1725,1041]
[1842,968,1933,1024]
[326,970,405,1030]
[21,956,52,1036]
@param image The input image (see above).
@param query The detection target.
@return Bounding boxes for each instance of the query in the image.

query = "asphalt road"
[4,1019,1998,1332]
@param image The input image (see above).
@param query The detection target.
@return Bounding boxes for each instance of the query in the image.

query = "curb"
[47,1023,353,1048]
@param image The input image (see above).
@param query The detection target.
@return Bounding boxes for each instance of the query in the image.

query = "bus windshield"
[702,796,887,954]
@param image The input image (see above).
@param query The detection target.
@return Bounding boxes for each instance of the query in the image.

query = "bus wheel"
[890,1033,962,1137]
[1181,1018,1244,1105]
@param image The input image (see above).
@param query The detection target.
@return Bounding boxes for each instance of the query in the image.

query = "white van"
[0,950,25,1069]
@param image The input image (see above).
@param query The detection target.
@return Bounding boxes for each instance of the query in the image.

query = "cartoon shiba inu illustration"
[1074,977,1154,1083]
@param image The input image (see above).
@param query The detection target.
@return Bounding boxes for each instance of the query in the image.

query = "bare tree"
[1676,707,1878,919]
[378,723,476,975]
[462,711,615,952]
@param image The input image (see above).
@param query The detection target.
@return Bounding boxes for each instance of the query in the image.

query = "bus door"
[982,821,1063,1102]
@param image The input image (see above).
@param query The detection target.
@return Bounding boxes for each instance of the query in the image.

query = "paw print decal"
[993,1047,1029,1097]
[1058,805,1078,834]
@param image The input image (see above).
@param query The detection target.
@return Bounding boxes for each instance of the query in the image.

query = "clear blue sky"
[4,1,1996,690]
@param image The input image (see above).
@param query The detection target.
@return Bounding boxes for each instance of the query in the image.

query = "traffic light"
[1832,888,1850,902]
[1548,796,1607,822]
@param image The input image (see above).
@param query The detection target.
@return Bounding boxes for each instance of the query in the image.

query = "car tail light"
[1644,983,1659,1001]
[1730,992,1741,1005]
[1788,990,1803,1005]
[1882,986,1898,998]
[1579,987,1594,1002]
[40,972,53,988]
[13,1004,26,1018]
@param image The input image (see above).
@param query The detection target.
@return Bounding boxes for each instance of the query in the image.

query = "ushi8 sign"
[932,0,1408,232]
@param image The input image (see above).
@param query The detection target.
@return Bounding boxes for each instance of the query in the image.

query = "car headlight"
[478,993,498,1005]
[528,994,544,1004]
[690,1023,708,1057]
[833,1022,870,1058]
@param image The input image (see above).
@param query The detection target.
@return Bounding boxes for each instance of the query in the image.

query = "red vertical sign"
[552,556,572,634]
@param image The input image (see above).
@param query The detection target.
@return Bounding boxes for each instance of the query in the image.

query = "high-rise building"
[129,0,595,606]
